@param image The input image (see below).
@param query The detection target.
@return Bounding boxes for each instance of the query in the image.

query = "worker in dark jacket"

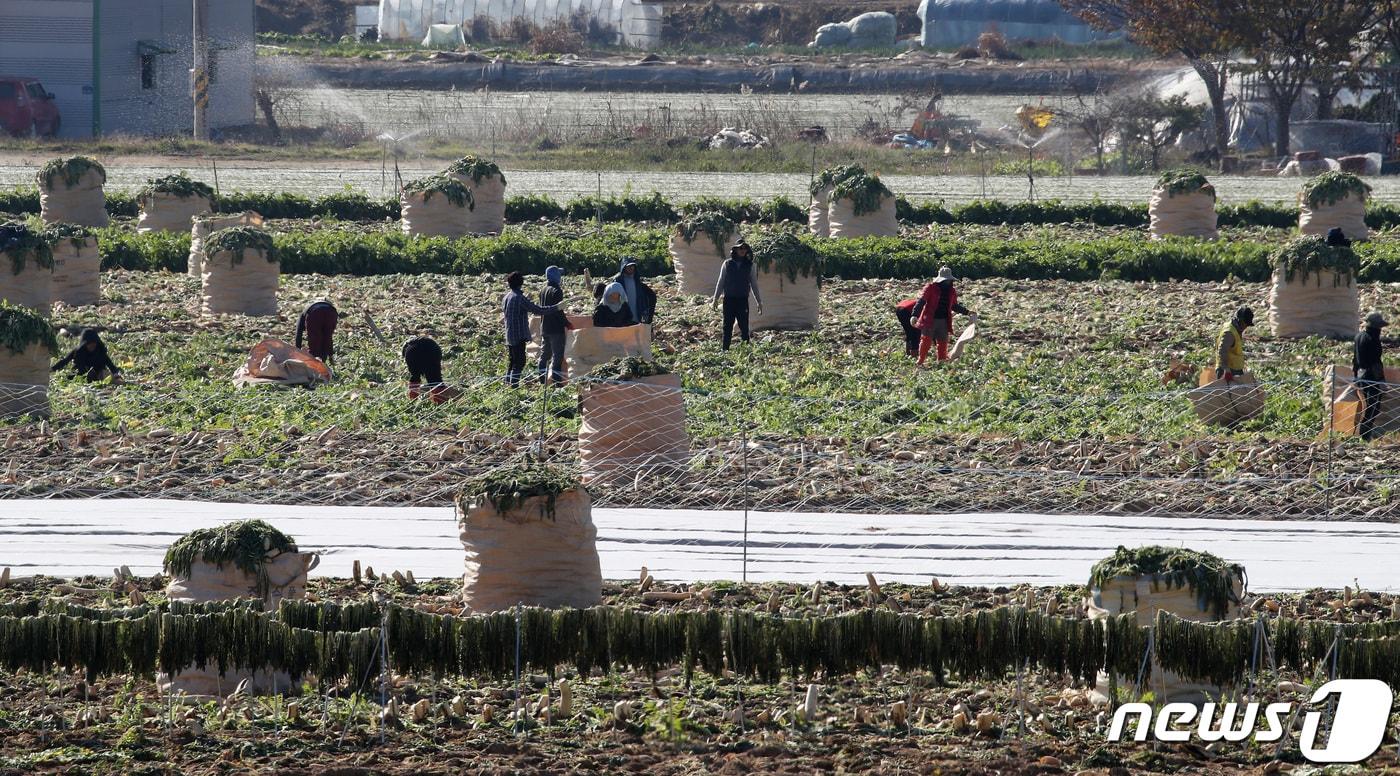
[914,266,973,366]
[593,282,632,328]
[502,271,558,388]
[711,241,763,350]
[613,258,656,325]
[403,335,454,403]
[537,266,569,385]
[51,328,120,383]
[895,298,921,358]
[1354,310,1389,441]
[1215,306,1254,382]
[294,300,338,363]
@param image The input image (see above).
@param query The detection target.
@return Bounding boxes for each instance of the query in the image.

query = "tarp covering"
[459,488,603,613]
[1268,268,1359,339]
[378,0,662,48]
[918,0,1121,48]
[50,236,100,307]
[233,338,334,388]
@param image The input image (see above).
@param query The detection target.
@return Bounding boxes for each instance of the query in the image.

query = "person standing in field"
[914,266,973,366]
[1354,310,1389,441]
[502,271,558,388]
[1214,306,1254,382]
[537,266,569,385]
[712,240,763,350]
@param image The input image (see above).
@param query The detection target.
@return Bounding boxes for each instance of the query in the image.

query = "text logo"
[1106,679,1392,763]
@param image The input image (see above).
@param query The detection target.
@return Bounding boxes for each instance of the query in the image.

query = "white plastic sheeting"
[7,499,1400,590]
[377,0,662,48]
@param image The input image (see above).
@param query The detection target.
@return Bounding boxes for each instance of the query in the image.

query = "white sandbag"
[669,228,733,295]
[189,212,263,279]
[753,269,818,331]
[1088,573,1244,704]
[1148,189,1217,240]
[827,194,898,238]
[422,23,466,48]
[809,187,832,238]
[526,313,593,370]
[1188,369,1265,427]
[0,252,53,315]
[39,168,107,227]
[1322,365,1400,439]
[50,235,100,307]
[579,372,689,486]
[138,191,213,233]
[1299,194,1369,241]
[1268,268,1359,339]
[201,247,279,317]
[445,172,506,235]
[567,323,652,377]
[0,344,50,420]
[401,189,471,238]
[458,488,602,613]
[847,11,897,47]
[160,551,317,698]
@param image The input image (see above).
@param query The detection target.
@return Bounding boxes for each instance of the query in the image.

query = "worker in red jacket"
[914,266,973,366]
[894,298,921,358]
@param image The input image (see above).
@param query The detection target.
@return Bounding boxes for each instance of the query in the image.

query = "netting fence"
[2,371,1397,520]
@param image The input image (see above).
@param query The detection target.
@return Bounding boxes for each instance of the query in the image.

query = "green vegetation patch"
[1301,171,1371,208]
[1272,235,1359,285]
[590,356,670,382]
[460,464,581,518]
[445,156,506,185]
[1156,169,1215,200]
[137,173,214,205]
[749,227,820,281]
[810,164,867,196]
[1089,545,1244,619]
[163,519,299,599]
[0,220,54,275]
[37,156,106,189]
[204,226,278,266]
[402,175,475,209]
[41,222,94,249]
[830,173,894,216]
[675,211,735,254]
[0,300,58,355]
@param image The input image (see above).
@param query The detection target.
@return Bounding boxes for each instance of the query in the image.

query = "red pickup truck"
[0,77,61,137]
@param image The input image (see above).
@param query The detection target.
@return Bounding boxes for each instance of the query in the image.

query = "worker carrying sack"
[37,156,108,228]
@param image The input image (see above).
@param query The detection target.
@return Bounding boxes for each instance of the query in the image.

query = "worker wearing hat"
[1354,310,1390,441]
[914,266,974,366]
[1215,306,1254,383]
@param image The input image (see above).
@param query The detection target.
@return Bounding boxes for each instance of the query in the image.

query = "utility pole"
[191,0,209,140]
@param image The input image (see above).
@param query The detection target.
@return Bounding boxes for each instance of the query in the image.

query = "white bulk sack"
[567,323,651,377]
[138,191,213,233]
[0,344,50,420]
[50,235,100,307]
[1188,369,1265,428]
[401,189,471,238]
[202,247,279,317]
[1268,268,1358,339]
[1299,194,1369,241]
[753,269,818,331]
[159,551,318,698]
[39,167,108,227]
[579,372,689,486]
[422,23,466,48]
[458,488,602,613]
[445,171,506,235]
[0,252,53,315]
[827,194,898,238]
[809,187,833,238]
[190,212,263,278]
[669,228,733,295]
[1148,189,1217,239]
[526,313,593,373]
[1088,572,1244,704]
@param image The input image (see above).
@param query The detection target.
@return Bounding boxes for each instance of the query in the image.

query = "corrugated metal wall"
[0,0,94,139]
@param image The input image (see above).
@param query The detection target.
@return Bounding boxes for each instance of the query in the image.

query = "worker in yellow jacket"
[1215,306,1253,383]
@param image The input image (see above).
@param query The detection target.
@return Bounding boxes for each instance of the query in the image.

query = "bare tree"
[1064,92,1122,174]
[1118,95,1204,171]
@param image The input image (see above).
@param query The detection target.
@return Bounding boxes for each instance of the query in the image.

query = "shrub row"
[7,184,1399,230]
[93,225,1400,284]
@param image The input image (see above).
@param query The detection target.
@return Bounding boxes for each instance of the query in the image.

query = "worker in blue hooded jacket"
[612,257,657,325]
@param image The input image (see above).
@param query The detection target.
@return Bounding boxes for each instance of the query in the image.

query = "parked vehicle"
[0,77,61,137]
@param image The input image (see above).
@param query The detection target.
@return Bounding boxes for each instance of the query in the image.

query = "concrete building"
[0,0,255,138]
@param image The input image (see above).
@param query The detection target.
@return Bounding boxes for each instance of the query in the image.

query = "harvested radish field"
[0,574,1396,775]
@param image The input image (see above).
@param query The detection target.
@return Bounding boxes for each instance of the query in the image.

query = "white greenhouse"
[377,0,662,49]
